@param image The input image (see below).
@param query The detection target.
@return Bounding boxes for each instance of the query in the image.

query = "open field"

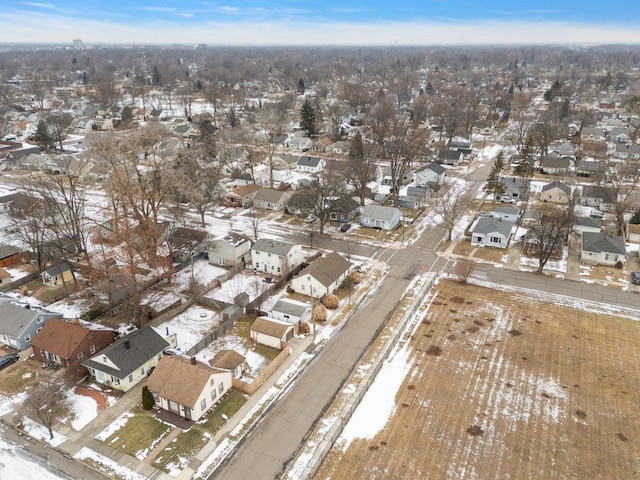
[316,280,640,479]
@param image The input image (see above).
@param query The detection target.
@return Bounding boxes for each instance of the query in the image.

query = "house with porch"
[581,185,616,212]
[31,318,115,368]
[224,183,261,208]
[360,205,401,230]
[83,327,176,392]
[146,355,233,422]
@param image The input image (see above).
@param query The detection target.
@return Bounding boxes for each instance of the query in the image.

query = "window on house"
[218,383,224,394]
[201,398,206,410]
[89,345,96,354]
[490,236,502,243]
[277,267,281,273]
[24,334,31,342]
[36,327,42,334]
[140,367,145,375]
[128,374,133,382]
[77,352,83,360]
[37,317,44,324]
[111,376,120,385]
[210,378,214,386]
[211,389,217,401]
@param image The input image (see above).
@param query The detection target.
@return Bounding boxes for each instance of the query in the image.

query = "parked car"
[0,353,19,371]
[478,211,493,218]
[631,272,640,285]
[340,223,352,232]
[499,196,515,204]
[305,214,317,224]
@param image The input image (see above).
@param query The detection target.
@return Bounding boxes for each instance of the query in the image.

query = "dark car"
[0,353,19,371]
[340,223,352,232]
[631,272,640,285]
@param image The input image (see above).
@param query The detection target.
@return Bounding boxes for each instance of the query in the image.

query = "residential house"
[539,154,570,175]
[581,185,616,212]
[224,183,261,208]
[251,239,304,276]
[330,140,351,154]
[610,127,630,143]
[471,217,514,249]
[541,181,571,204]
[250,316,294,350]
[166,226,208,262]
[291,252,352,298]
[0,244,23,268]
[501,177,528,200]
[209,349,247,378]
[208,233,253,268]
[360,205,401,230]
[437,150,464,166]
[312,137,334,153]
[580,127,605,142]
[415,161,446,187]
[0,301,60,351]
[286,191,313,215]
[573,216,602,234]
[8,192,41,219]
[614,144,640,160]
[553,142,576,159]
[147,355,232,421]
[253,188,291,211]
[581,232,626,266]
[626,224,640,244]
[329,197,360,223]
[406,186,431,203]
[83,327,176,392]
[286,136,312,151]
[31,318,115,368]
[576,161,607,177]
[41,263,73,288]
[269,298,311,332]
[297,156,325,173]
[493,206,519,223]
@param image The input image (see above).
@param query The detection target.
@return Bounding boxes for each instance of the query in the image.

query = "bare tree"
[26,378,70,440]
[526,204,574,274]
[455,259,477,284]
[435,182,475,242]
[345,132,376,206]
[46,113,73,151]
[294,171,348,235]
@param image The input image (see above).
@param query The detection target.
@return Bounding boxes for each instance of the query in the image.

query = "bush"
[313,304,327,323]
[298,322,310,335]
[323,294,339,309]
[615,260,624,270]
[286,285,295,294]
[350,271,363,284]
[142,385,155,410]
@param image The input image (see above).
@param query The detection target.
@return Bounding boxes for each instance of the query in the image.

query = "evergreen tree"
[142,385,155,410]
[297,78,305,95]
[484,151,506,200]
[33,120,55,152]
[300,99,317,136]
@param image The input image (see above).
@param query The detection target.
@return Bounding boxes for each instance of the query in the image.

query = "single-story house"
[501,177,527,200]
[31,318,115,368]
[147,355,233,422]
[291,252,352,298]
[581,232,626,266]
[166,227,208,262]
[329,197,360,223]
[576,161,606,177]
[297,156,325,173]
[581,185,616,212]
[573,216,602,234]
[539,155,570,175]
[493,206,519,223]
[251,239,304,276]
[209,349,247,379]
[208,233,253,267]
[250,316,294,350]
[269,298,311,332]
[224,183,261,208]
[471,217,514,249]
[41,263,73,288]
[437,150,464,166]
[541,181,571,204]
[415,161,446,187]
[253,188,291,211]
[83,327,176,392]
[286,136,313,151]
[360,205,401,230]
[0,301,60,351]
[627,223,640,244]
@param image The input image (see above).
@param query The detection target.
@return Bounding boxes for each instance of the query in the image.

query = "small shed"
[250,316,294,350]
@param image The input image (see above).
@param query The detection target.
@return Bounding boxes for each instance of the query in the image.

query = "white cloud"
[137,6,176,13]
[21,2,55,8]
[218,6,240,14]
[2,13,640,46]
[176,12,194,18]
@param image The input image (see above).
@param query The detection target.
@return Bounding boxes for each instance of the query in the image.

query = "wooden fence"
[232,342,291,395]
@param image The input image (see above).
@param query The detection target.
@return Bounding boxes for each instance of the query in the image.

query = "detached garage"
[250,317,294,350]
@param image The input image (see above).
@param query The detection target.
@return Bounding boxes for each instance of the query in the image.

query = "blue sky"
[2,1,640,45]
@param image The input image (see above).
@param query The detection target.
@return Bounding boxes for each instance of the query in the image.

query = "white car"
[499,196,515,204]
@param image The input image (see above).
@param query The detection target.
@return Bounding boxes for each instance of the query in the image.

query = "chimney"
[190,356,197,365]
[124,340,130,349]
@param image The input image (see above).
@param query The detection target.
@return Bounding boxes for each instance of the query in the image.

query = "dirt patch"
[316,280,640,480]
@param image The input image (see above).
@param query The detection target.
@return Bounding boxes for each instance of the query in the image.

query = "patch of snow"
[21,417,67,447]
[65,389,98,431]
[74,447,147,480]
[0,436,67,480]
[95,411,133,441]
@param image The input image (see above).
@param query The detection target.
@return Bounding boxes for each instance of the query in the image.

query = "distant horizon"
[2,1,640,46]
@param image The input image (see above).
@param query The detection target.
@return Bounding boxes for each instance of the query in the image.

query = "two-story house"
[251,239,304,276]
[208,233,253,267]
[0,301,60,351]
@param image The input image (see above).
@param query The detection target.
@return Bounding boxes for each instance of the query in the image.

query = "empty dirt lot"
[316,280,640,479]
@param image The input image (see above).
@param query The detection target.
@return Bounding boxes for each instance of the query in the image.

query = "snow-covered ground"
[0,436,68,480]
[74,447,146,480]
[152,305,220,352]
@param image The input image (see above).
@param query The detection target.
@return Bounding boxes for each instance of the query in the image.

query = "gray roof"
[582,185,616,202]
[582,232,626,256]
[474,217,514,237]
[494,206,519,215]
[426,161,446,175]
[0,244,20,260]
[254,188,288,204]
[0,302,58,337]
[294,252,351,288]
[217,232,252,248]
[82,327,170,380]
[406,186,430,199]
[252,238,297,256]
[43,263,71,277]
[361,204,400,222]
[501,177,526,196]
[577,161,606,173]
[541,181,571,195]
[575,216,602,229]
[270,299,310,319]
[298,156,322,168]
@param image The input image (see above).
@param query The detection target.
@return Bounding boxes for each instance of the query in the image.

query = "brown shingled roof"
[250,317,293,338]
[209,349,245,371]
[31,318,103,359]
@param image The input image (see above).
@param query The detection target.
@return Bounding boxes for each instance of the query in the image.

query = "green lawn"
[153,389,248,471]
[102,406,173,459]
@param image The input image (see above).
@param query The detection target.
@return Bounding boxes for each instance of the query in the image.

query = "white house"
[492,206,519,223]
[414,161,446,187]
[360,205,401,230]
[269,299,311,331]
[290,252,352,298]
[253,188,291,211]
[573,216,602,234]
[251,239,303,276]
[208,233,253,267]
[471,217,514,249]
[250,317,294,349]
[146,355,232,422]
[581,232,626,266]
[297,156,325,173]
